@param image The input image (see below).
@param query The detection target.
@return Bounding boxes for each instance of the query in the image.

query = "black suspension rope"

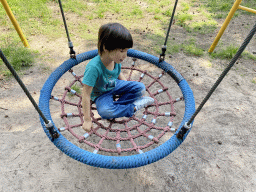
[0,49,59,140]
[58,0,76,59]
[177,22,256,139]
[159,0,179,62]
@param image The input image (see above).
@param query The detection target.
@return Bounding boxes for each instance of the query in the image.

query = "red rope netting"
[51,59,184,155]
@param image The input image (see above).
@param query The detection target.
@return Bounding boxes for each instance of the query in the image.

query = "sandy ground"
[1,12,256,192]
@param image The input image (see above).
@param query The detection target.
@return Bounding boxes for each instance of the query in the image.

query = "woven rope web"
[50,58,184,156]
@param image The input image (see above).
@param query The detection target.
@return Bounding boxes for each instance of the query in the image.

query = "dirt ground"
[0,11,256,192]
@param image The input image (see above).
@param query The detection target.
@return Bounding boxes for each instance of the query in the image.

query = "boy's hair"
[98,23,133,55]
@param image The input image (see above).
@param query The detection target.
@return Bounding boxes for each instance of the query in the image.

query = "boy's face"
[109,48,129,63]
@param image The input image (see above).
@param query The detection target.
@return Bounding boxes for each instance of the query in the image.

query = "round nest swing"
[39,49,195,169]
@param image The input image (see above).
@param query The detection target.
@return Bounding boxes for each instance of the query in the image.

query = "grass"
[243,51,256,60]
[152,37,204,56]
[189,20,217,34]
[201,0,256,18]
[210,44,256,60]
[0,0,62,38]
[1,0,255,40]
[68,83,82,97]
[176,12,193,26]
[183,38,204,56]
[0,39,38,77]
[210,45,239,59]
[1,0,256,78]
[61,0,88,16]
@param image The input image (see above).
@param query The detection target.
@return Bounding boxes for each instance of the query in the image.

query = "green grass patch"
[1,0,255,62]
[201,0,256,18]
[210,45,238,59]
[176,12,193,26]
[243,0,256,15]
[163,9,172,17]
[151,37,204,57]
[181,2,190,12]
[123,5,144,19]
[61,0,88,16]
[152,41,182,55]
[131,5,143,17]
[168,43,181,54]
[190,20,217,34]
[0,40,38,77]
[146,33,204,57]
[95,7,107,18]
[242,51,256,61]
[0,0,230,48]
[203,0,235,16]
[183,38,204,56]
[210,45,256,60]
[252,77,256,84]
[68,83,82,97]
[0,0,62,38]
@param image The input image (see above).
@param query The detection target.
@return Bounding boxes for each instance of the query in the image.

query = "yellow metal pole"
[208,0,242,53]
[238,5,256,14]
[0,0,30,48]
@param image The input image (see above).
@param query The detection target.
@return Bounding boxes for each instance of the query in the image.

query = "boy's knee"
[141,87,146,96]
[137,82,146,95]
[97,106,114,119]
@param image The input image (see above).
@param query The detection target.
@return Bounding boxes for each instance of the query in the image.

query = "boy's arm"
[118,72,126,81]
[82,84,93,132]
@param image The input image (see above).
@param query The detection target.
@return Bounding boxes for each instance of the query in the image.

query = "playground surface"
[1,12,256,192]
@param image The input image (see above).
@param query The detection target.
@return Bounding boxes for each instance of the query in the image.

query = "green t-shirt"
[82,55,121,101]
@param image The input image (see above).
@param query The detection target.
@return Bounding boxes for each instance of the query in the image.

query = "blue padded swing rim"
[39,49,195,169]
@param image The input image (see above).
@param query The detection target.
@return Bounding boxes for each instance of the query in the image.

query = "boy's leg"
[113,80,155,112]
[95,80,153,119]
[95,90,135,119]
[113,80,146,105]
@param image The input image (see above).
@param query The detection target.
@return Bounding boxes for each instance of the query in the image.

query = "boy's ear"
[103,45,107,53]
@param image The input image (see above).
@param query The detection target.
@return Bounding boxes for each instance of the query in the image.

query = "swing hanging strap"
[177,22,256,139]
[58,0,76,59]
[159,0,179,62]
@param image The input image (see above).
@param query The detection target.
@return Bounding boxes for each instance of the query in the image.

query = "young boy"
[82,23,154,132]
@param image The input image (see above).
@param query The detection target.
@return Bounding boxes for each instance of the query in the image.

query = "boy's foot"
[133,96,154,112]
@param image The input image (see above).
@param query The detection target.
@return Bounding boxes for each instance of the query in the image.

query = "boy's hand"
[82,120,93,132]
